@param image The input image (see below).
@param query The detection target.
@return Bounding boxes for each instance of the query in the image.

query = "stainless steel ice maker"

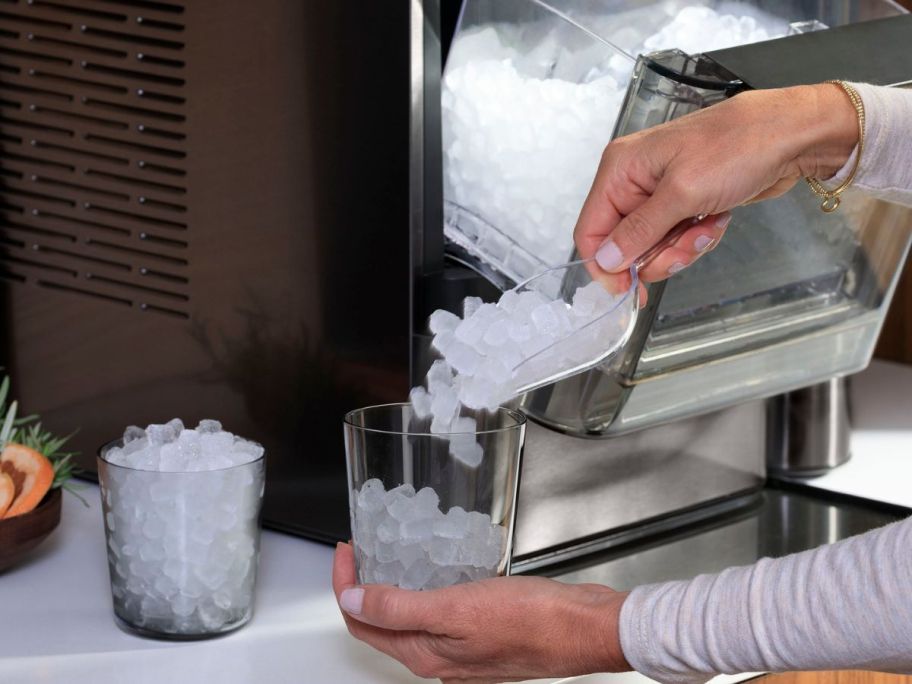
[436,0,912,566]
[1,0,909,561]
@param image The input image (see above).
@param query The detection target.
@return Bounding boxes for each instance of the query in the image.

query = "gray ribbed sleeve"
[616,80,912,684]
[618,517,912,684]
[826,83,912,207]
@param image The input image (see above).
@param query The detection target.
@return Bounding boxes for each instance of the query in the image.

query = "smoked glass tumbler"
[98,442,265,639]
[344,403,526,590]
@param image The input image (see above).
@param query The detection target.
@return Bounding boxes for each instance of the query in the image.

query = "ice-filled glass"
[98,431,265,639]
[344,403,525,590]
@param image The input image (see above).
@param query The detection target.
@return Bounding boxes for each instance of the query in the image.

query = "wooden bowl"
[0,488,62,573]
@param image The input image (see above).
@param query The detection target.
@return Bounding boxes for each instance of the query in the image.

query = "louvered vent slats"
[0,0,188,317]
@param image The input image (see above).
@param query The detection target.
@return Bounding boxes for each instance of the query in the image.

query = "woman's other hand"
[332,542,630,683]
[574,83,859,298]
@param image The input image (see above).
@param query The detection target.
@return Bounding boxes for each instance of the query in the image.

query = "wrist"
[581,590,632,673]
[789,83,859,179]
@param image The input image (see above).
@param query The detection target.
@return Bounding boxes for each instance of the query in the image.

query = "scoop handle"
[633,214,707,273]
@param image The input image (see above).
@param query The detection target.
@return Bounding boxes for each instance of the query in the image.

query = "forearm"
[618,516,912,684]
[722,82,912,206]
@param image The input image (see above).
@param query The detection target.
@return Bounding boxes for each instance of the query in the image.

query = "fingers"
[442,679,521,684]
[334,543,453,633]
[580,263,646,309]
[592,184,696,274]
[344,616,426,666]
[573,156,625,262]
[340,582,454,632]
[332,541,357,597]
[636,212,731,283]
[637,281,647,309]
[333,543,434,666]
[585,210,730,307]
[332,543,370,636]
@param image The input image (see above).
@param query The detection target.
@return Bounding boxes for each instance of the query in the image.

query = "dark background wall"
[876,0,912,365]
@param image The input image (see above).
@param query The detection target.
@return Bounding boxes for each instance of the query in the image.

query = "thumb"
[339,583,447,631]
[594,185,695,274]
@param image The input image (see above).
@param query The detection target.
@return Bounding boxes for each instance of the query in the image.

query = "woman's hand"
[332,542,630,683]
[575,82,859,298]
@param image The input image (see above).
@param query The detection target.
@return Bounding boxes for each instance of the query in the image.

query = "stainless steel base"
[767,377,852,478]
[535,485,906,589]
[512,399,768,569]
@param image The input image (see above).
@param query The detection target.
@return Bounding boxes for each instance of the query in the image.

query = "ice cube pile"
[104,418,264,471]
[642,5,784,55]
[442,3,787,282]
[409,280,629,467]
[442,31,624,278]
[352,479,506,590]
[100,420,265,635]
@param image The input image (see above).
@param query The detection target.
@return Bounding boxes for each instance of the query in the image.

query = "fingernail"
[716,212,733,229]
[668,262,686,275]
[340,587,364,615]
[595,240,623,271]
[694,235,716,252]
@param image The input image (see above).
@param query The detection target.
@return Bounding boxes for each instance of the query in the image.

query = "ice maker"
[430,0,912,567]
[0,0,909,563]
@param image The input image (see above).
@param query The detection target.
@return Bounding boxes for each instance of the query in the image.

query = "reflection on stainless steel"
[512,399,766,566]
[755,485,898,557]
[541,488,905,590]
[545,514,761,590]
[768,377,852,477]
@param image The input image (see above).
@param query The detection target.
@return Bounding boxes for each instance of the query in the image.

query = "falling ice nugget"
[450,440,484,469]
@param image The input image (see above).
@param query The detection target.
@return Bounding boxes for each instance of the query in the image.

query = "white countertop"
[1,360,909,684]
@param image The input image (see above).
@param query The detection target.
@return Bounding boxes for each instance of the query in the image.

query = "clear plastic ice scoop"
[509,219,696,394]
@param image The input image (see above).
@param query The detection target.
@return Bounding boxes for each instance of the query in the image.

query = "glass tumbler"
[98,442,265,639]
[344,403,526,590]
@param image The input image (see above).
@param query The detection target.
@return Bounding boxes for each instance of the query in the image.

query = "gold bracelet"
[804,80,865,213]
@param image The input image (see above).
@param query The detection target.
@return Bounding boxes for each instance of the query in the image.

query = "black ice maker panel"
[0,1,412,541]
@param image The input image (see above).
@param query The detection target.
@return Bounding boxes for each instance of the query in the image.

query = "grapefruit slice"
[1,444,54,518]
[0,472,14,518]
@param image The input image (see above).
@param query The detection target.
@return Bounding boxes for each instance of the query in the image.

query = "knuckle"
[446,589,478,633]
[376,589,400,619]
[403,638,459,680]
[621,211,657,249]
[666,175,699,208]
[407,655,440,679]
[600,138,628,168]
[446,601,471,629]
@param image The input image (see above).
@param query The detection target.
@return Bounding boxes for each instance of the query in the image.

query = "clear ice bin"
[443,0,912,436]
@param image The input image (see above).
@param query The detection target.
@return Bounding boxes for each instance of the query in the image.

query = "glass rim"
[343,402,526,437]
[97,438,266,474]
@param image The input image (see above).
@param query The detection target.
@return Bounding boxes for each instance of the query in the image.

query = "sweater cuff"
[619,583,714,684]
